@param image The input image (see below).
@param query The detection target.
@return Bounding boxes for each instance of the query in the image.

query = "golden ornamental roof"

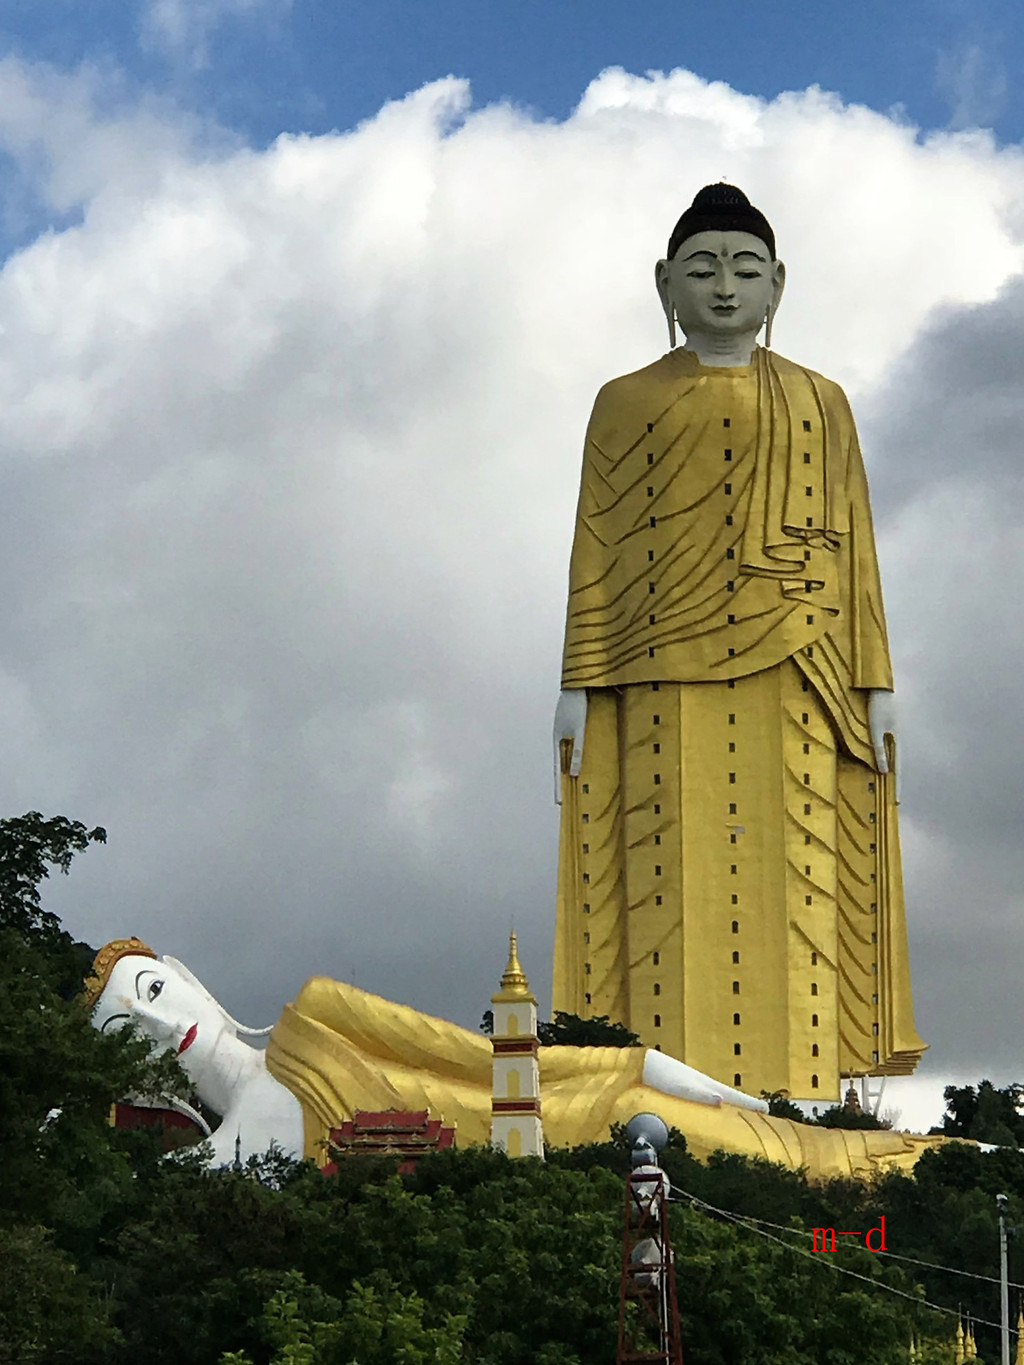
[81,936,157,1011]
[491,931,537,1005]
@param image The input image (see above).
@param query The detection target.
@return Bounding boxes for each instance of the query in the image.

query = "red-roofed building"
[323,1110,456,1175]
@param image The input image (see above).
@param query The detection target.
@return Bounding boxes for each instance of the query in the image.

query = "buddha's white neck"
[682,329,760,368]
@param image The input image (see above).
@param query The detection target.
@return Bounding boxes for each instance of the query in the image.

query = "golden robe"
[265,976,942,1179]
[553,347,925,1101]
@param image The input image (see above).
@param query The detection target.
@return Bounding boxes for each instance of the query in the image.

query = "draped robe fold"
[553,347,925,1100]
[265,975,940,1178]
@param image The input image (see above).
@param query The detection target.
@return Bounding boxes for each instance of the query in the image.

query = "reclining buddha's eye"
[147,979,164,1003]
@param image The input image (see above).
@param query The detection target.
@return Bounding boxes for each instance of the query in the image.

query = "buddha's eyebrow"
[101,1012,130,1032]
[733,250,767,262]
[135,968,156,995]
[681,250,718,261]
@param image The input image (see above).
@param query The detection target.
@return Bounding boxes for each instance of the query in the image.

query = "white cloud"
[0,55,209,229]
[936,38,1008,132]
[0,61,1023,1109]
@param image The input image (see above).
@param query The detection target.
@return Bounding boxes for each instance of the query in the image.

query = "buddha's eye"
[147,979,164,1003]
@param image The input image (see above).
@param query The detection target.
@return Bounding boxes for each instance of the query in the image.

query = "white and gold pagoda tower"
[489,933,544,1158]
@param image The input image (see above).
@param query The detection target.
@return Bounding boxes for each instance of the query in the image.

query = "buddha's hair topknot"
[667,183,776,261]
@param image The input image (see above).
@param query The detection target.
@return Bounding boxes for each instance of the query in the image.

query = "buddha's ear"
[162,956,225,1014]
[162,955,273,1038]
[654,258,676,347]
[771,257,786,313]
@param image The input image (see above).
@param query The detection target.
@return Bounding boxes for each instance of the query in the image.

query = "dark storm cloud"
[861,276,1024,1075]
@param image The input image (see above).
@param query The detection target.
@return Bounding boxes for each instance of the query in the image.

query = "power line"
[669,1186,1013,1334]
[668,1188,1024,1291]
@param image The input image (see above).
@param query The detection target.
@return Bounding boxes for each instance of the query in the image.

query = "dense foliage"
[936,1081,1024,1147]
[763,1090,891,1131]
[480,1008,643,1047]
[2,811,1021,1364]
[0,812,187,1361]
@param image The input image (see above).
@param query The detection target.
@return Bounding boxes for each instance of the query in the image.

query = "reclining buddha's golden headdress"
[81,936,156,1011]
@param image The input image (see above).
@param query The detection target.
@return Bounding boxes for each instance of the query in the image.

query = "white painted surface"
[642,1050,769,1112]
[93,953,304,1165]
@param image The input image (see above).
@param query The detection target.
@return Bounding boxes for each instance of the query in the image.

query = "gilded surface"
[266,976,940,1178]
[553,347,925,1098]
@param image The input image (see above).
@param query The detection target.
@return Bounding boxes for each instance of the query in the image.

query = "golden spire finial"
[503,931,527,991]
[956,1316,966,1365]
[491,931,537,1004]
[1015,1310,1024,1365]
[966,1320,978,1360]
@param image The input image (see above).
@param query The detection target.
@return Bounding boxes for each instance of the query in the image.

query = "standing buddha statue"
[552,183,926,1104]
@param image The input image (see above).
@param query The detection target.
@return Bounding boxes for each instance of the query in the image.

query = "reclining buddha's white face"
[92,953,231,1103]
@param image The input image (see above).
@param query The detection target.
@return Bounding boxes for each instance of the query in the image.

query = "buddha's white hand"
[868,688,900,801]
[553,688,588,805]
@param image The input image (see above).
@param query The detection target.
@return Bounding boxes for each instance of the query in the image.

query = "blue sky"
[0,0,1020,152]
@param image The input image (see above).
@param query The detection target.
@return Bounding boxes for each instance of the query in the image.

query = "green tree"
[0,813,185,1235]
[537,1011,643,1047]
[762,1089,806,1120]
[0,1224,119,1364]
[760,1089,891,1130]
[813,1105,891,1131]
[0,811,187,1358]
[938,1081,1024,1147]
[480,1010,642,1047]
[0,810,105,941]
[220,1270,466,1365]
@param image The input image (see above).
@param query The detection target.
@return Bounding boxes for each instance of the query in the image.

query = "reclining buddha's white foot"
[642,1050,769,1113]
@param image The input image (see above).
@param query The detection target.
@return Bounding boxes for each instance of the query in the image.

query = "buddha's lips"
[178,1024,197,1054]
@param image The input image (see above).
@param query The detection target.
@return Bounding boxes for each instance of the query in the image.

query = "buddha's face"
[656,229,785,340]
[93,954,228,1093]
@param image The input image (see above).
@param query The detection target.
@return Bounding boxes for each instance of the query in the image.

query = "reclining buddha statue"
[86,935,946,1179]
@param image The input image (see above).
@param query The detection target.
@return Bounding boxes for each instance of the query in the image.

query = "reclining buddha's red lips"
[178,1023,198,1054]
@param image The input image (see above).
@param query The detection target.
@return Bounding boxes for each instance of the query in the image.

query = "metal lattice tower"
[616,1115,684,1365]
